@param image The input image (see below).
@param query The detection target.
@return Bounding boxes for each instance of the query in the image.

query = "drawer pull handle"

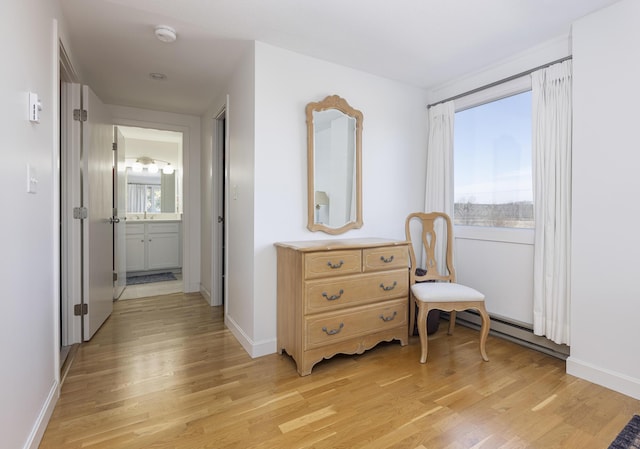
[322,289,344,301]
[380,255,395,263]
[379,311,398,322]
[380,281,397,291]
[322,323,344,335]
[327,260,344,269]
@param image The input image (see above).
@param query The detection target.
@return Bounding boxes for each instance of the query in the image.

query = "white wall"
[214,45,258,353]
[201,42,428,357]
[568,0,640,399]
[249,42,429,354]
[0,1,65,448]
[108,105,202,293]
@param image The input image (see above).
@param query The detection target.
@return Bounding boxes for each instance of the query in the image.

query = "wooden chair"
[405,212,490,363]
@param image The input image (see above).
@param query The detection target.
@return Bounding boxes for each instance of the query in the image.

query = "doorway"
[212,106,228,308]
[116,126,185,300]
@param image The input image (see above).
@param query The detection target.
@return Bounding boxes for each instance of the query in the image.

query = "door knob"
[217,216,224,223]
[109,216,121,224]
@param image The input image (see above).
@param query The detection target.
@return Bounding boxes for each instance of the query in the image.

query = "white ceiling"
[59,0,620,116]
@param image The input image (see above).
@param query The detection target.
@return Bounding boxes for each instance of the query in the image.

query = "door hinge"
[73,206,88,219]
[73,108,88,122]
[74,303,88,316]
[113,271,118,282]
[112,142,117,151]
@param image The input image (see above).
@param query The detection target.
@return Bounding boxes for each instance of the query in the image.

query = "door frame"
[111,118,191,293]
[211,99,229,307]
[60,58,83,346]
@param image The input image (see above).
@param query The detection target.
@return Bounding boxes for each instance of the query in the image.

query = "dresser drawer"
[304,270,408,314]
[304,298,407,350]
[363,246,408,272]
[304,250,362,279]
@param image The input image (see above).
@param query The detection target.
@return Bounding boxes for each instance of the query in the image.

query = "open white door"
[82,85,114,340]
[113,127,127,299]
[62,83,114,343]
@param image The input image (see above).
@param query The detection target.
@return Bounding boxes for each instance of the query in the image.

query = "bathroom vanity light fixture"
[154,25,177,43]
[130,156,175,175]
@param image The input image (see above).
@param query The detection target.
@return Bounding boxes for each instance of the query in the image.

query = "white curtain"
[425,100,455,274]
[532,60,572,345]
[127,184,146,213]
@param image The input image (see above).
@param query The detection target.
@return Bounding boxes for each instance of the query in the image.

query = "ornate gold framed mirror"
[306,95,363,234]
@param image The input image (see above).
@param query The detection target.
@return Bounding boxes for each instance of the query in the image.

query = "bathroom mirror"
[306,95,363,234]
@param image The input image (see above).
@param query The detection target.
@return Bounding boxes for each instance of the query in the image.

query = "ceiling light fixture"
[149,72,167,81]
[154,25,177,43]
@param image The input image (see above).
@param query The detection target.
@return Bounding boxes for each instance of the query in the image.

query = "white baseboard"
[199,285,212,305]
[224,314,277,358]
[185,281,201,294]
[567,356,640,400]
[25,380,59,449]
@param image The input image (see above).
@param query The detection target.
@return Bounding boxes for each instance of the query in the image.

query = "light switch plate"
[27,165,38,194]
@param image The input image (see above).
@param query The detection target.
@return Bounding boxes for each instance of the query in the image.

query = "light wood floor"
[40,293,639,449]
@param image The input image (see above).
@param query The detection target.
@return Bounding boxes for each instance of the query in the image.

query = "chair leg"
[477,305,490,362]
[417,302,429,363]
[448,310,457,335]
[408,293,416,337]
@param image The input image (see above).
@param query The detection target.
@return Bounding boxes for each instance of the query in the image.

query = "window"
[454,90,533,228]
[127,182,161,213]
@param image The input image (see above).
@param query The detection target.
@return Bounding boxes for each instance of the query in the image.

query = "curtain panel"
[532,60,572,345]
[424,101,455,275]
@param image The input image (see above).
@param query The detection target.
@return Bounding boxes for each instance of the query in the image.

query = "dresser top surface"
[274,238,409,252]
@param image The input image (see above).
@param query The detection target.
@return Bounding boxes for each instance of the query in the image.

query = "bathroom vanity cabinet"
[125,221,182,272]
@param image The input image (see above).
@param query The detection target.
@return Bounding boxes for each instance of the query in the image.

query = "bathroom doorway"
[116,126,184,300]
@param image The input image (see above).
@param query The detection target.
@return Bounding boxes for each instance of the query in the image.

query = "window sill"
[454,225,534,245]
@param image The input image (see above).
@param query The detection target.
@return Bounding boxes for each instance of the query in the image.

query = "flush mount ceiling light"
[154,25,177,43]
[149,72,167,81]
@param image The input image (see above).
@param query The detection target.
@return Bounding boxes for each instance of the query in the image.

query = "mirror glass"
[120,126,183,219]
[125,168,177,213]
[307,95,363,234]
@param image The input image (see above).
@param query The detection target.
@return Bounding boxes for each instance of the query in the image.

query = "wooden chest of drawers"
[275,238,409,375]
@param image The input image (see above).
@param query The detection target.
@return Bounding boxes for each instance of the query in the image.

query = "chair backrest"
[405,212,456,285]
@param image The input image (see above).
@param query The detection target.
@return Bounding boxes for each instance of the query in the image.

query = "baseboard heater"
[444,311,570,360]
